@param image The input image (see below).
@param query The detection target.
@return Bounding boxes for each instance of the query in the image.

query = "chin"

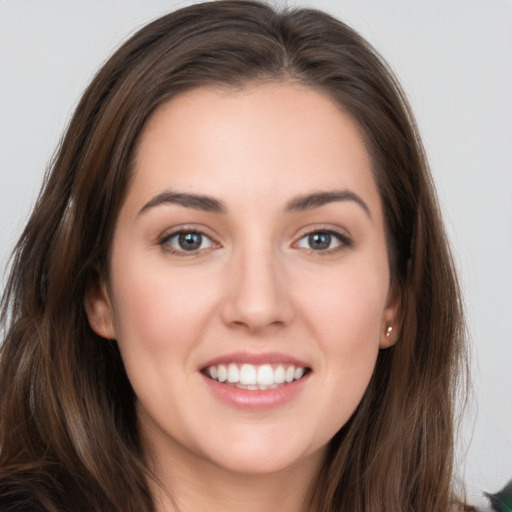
[200,435,326,477]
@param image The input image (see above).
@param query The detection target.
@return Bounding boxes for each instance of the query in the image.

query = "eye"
[295,230,351,252]
[160,230,215,254]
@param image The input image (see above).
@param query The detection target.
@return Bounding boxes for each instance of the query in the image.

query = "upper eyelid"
[156,223,352,247]
[293,224,352,240]
[161,230,212,244]
[159,225,218,241]
[158,229,219,257]
[293,226,353,251]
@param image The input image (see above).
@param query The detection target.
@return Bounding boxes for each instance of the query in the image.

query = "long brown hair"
[0,2,469,511]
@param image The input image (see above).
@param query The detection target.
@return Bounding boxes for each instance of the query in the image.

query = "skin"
[86,82,399,512]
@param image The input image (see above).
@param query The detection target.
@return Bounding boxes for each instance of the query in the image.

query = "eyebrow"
[139,191,226,215]
[138,189,370,217]
[286,190,371,217]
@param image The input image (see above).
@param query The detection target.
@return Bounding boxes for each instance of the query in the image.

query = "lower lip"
[201,374,310,410]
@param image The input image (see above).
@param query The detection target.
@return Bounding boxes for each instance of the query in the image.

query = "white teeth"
[257,364,274,386]
[294,367,304,380]
[205,362,307,388]
[240,364,257,385]
[227,363,239,383]
[217,364,228,383]
[274,365,285,384]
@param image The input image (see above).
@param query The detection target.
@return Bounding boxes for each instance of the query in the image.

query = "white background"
[1,1,511,508]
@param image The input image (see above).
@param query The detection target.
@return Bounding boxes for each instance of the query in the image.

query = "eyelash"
[158,227,352,256]
[158,228,217,256]
[295,228,353,255]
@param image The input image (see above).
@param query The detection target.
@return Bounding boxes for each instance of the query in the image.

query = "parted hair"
[0,2,469,511]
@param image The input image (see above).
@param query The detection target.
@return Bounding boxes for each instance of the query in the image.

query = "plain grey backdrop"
[1,1,511,508]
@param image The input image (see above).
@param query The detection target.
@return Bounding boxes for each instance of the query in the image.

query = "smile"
[203,363,310,390]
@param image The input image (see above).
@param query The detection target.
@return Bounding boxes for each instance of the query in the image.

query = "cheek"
[294,264,387,407]
[109,255,221,362]
[107,260,223,431]
[298,266,388,344]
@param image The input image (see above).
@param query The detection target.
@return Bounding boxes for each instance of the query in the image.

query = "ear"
[379,282,402,349]
[84,279,117,340]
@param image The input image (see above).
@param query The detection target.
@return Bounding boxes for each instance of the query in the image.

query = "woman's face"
[87,83,398,476]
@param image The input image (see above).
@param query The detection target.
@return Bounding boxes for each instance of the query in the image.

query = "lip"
[200,351,310,368]
[201,371,310,410]
[199,352,312,410]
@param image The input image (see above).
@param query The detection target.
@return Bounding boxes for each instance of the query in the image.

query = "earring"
[385,325,393,338]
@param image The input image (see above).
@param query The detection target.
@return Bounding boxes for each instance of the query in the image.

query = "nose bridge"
[221,231,291,331]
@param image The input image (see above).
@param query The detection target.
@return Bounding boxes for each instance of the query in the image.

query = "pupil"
[179,233,202,250]
[309,233,331,250]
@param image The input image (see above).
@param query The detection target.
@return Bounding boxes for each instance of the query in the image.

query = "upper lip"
[200,351,311,370]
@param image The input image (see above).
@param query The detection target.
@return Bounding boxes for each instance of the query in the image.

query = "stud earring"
[386,325,393,338]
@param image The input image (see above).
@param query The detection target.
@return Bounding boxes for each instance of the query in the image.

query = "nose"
[220,244,294,333]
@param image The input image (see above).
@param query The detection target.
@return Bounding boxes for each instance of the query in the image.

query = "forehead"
[128,82,380,215]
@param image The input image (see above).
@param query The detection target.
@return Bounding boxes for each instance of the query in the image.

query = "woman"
[0,1,471,511]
